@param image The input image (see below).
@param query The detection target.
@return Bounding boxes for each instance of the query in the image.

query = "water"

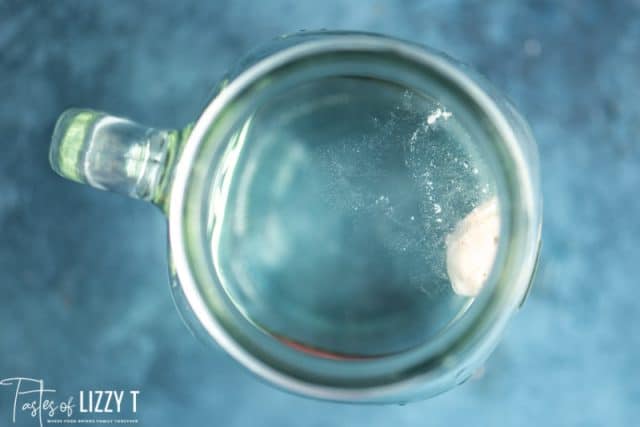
[207,76,498,358]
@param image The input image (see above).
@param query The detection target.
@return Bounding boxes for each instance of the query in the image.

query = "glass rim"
[168,32,542,401]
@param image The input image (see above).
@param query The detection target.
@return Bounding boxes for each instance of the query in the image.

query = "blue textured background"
[1,1,639,426]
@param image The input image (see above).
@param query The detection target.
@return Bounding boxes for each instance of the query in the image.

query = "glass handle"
[49,109,183,207]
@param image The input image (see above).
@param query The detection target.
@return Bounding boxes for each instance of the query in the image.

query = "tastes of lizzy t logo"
[0,377,140,426]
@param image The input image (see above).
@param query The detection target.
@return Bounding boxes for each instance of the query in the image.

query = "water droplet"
[471,366,486,380]
[455,369,472,385]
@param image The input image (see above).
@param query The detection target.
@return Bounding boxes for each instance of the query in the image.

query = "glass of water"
[49,31,541,403]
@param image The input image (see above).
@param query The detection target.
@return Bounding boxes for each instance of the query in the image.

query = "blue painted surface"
[1,1,639,425]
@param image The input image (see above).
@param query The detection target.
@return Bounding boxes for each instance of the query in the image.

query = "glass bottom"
[207,76,499,358]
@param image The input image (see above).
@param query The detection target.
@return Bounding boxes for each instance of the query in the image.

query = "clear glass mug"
[49,31,541,403]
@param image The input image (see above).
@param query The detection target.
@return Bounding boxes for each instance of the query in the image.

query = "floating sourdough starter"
[445,197,500,297]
